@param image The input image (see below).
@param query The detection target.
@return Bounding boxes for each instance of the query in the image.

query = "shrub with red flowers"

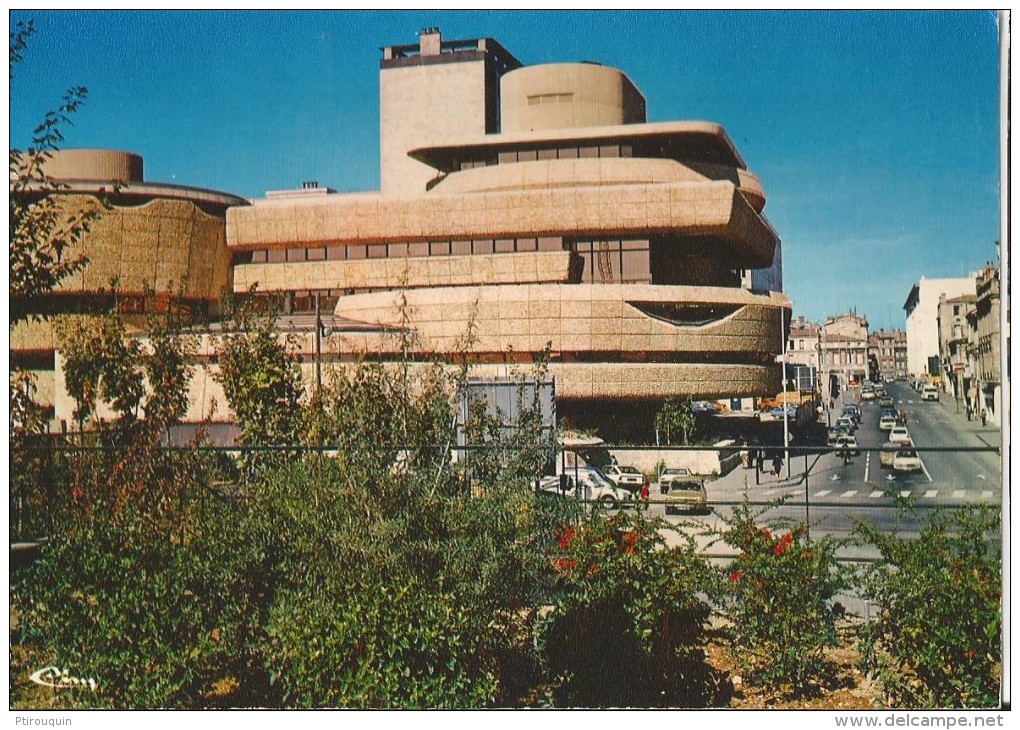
[540,512,725,707]
[853,506,1001,708]
[712,499,846,696]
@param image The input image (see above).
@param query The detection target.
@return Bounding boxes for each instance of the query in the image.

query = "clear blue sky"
[9,10,1002,331]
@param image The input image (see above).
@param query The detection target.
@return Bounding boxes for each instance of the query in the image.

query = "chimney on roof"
[420,26,441,56]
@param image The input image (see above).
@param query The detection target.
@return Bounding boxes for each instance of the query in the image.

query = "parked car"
[657,467,694,494]
[835,434,861,457]
[879,415,898,432]
[843,404,862,421]
[921,384,939,402]
[660,478,708,515]
[875,384,887,397]
[841,406,861,426]
[879,395,894,408]
[879,441,900,469]
[889,426,912,444]
[538,467,632,510]
[893,446,923,473]
[601,464,646,493]
[861,389,877,401]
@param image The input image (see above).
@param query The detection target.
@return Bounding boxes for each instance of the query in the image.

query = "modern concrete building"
[11,148,248,414]
[224,28,789,438]
[903,275,977,379]
[38,29,789,439]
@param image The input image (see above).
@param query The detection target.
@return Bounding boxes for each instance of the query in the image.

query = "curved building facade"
[12,148,248,412]
[224,28,789,436]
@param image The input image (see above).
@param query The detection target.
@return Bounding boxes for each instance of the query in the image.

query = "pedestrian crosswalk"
[733,486,999,503]
[799,487,1000,501]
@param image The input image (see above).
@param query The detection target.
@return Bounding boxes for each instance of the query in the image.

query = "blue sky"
[9,10,1002,331]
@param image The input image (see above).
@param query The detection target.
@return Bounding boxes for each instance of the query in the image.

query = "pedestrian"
[756,449,765,474]
[966,403,973,421]
[639,481,650,512]
[772,453,783,476]
[981,409,987,427]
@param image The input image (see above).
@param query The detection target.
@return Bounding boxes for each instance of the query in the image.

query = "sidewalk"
[930,392,1003,449]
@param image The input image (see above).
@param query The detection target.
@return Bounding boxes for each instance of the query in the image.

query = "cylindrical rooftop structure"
[501,62,646,133]
[40,148,144,182]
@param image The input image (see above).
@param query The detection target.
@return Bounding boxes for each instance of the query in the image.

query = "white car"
[893,446,923,473]
[879,415,898,432]
[657,467,694,494]
[601,464,646,493]
[835,416,857,433]
[921,385,939,402]
[538,467,632,510]
[861,389,877,401]
[889,426,912,444]
[835,434,861,456]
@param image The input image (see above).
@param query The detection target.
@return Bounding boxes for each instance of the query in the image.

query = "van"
[921,385,939,402]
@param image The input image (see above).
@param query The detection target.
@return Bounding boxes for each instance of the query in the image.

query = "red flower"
[587,563,599,579]
[557,526,575,550]
[552,557,577,572]
[621,530,638,554]
[773,542,788,556]
[965,649,977,661]
[730,570,744,582]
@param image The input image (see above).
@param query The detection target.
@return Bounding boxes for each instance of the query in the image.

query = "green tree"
[654,396,696,445]
[9,19,108,325]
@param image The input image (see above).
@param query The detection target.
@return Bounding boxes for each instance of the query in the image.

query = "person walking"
[771,453,783,477]
[981,409,987,427]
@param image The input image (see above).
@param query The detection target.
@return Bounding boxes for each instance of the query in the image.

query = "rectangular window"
[267,248,286,263]
[367,244,387,259]
[347,245,366,260]
[494,238,515,253]
[388,243,409,258]
[408,242,430,257]
[251,250,267,264]
[537,148,557,161]
[498,151,517,164]
[472,239,494,255]
[579,146,599,159]
[537,236,562,252]
[599,145,620,158]
[306,247,325,261]
[327,246,345,261]
[286,248,306,263]
[558,147,578,159]
[517,149,537,162]
[516,237,537,252]
[430,241,451,256]
[620,145,633,158]
[451,240,472,256]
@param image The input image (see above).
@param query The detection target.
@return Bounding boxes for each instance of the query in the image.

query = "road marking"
[919,457,933,483]
[869,490,884,498]
[815,490,832,497]
[900,490,911,498]
[830,474,841,482]
[952,490,966,499]
[885,473,897,481]
[864,453,871,482]
[924,489,938,499]
[981,490,993,500]
[842,490,858,498]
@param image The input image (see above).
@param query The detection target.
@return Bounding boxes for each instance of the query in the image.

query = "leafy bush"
[539,511,721,707]
[854,506,1002,708]
[713,499,845,696]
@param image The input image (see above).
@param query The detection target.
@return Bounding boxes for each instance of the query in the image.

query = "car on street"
[657,467,694,494]
[827,427,848,447]
[879,441,900,468]
[841,406,861,426]
[835,434,861,456]
[538,467,633,510]
[861,388,876,401]
[879,395,894,408]
[835,416,857,433]
[875,384,887,397]
[921,384,939,402]
[893,446,923,473]
[889,426,912,444]
[879,414,898,431]
[601,464,646,493]
[660,478,708,515]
